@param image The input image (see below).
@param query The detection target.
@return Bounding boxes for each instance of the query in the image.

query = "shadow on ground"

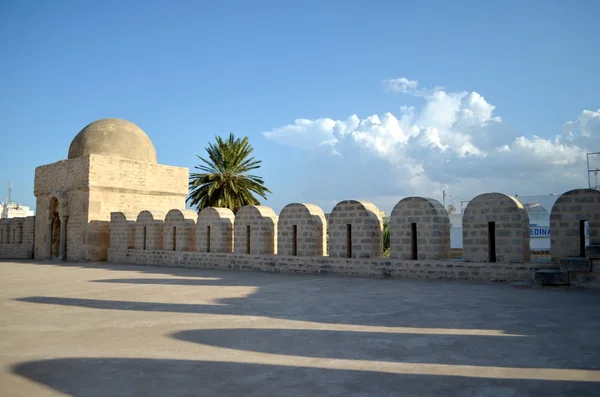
[12,358,600,397]
[171,328,600,370]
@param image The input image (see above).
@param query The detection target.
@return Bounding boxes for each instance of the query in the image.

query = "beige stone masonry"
[0,218,9,244]
[0,216,35,259]
[196,207,234,253]
[164,209,197,252]
[135,210,166,251]
[109,212,137,251]
[108,248,546,283]
[277,203,326,256]
[463,193,530,263]
[328,200,383,258]
[550,189,600,263]
[390,197,450,260]
[234,206,277,255]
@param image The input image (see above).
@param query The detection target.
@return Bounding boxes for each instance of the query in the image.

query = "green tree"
[187,133,271,213]
[382,213,390,256]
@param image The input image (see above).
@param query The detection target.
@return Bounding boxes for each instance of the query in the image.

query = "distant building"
[0,202,35,219]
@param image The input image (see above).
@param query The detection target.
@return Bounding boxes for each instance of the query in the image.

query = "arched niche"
[550,189,600,263]
[110,212,138,250]
[390,197,450,260]
[164,209,197,252]
[234,206,277,255]
[328,200,383,258]
[196,207,234,253]
[135,210,166,251]
[463,193,530,263]
[277,203,326,257]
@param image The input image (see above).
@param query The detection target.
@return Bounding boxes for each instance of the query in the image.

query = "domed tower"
[33,119,188,261]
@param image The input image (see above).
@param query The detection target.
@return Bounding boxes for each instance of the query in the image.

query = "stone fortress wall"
[2,117,599,288]
[2,189,599,287]
[0,216,35,258]
[106,189,599,287]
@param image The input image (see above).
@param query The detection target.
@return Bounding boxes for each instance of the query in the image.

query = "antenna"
[587,152,600,190]
[7,182,12,203]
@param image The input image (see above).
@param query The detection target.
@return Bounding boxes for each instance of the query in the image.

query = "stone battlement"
[103,189,600,286]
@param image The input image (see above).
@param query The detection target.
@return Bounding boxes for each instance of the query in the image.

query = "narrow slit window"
[172,227,177,251]
[488,221,496,263]
[292,225,298,256]
[346,224,352,258]
[206,226,211,252]
[246,225,251,254]
[143,226,147,250]
[411,223,418,260]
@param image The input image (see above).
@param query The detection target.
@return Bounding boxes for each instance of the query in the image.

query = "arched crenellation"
[277,203,326,256]
[550,189,600,263]
[196,207,234,253]
[8,218,25,244]
[0,218,9,244]
[463,193,530,263]
[164,209,197,252]
[110,212,138,251]
[234,206,277,255]
[328,200,383,259]
[390,197,450,260]
[135,210,166,251]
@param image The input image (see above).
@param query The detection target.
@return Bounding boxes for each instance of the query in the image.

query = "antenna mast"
[7,182,12,203]
[588,152,600,190]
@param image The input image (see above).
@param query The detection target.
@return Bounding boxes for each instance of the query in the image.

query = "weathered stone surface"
[32,119,188,262]
[197,207,234,253]
[277,203,326,256]
[68,118,157,163]
[234,206,277,255]
[463,193,530,263]
[559,257,592,272]
[164,209,197,252]
[135,210,166,251]
[0,216,35,259]
[108,248,545,282]
[586,245,600,260]
[550,189,600,263]
[328,200,382,259]
[534,269,569,286]
[390,197,450,260]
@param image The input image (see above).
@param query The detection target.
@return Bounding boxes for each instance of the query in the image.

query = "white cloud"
[262,78,599,213]
[382,77,419,94]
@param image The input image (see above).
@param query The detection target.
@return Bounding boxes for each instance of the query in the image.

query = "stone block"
[559,257,592,272]
[586,245,600,260]
[534,269,569,286]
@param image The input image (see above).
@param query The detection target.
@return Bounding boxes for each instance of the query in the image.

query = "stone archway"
[51,215,61,258]
[48,197,60,259]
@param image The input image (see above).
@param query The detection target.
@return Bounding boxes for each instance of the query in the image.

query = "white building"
[0,202,34,219]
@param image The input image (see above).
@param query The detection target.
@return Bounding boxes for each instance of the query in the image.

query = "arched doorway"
[51,216,61,258]
[48,197,60,259]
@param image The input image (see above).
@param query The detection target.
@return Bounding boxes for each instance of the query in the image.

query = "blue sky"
[1,0,599,214]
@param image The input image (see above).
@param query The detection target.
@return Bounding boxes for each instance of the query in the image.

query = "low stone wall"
[569,261,600,289]
[108,248,549,282]
[0,244,34,259]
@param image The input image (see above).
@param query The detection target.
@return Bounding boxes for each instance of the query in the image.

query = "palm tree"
[187,133,271,213]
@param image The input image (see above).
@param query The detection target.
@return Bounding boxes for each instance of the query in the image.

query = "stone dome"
[68,118,158,163]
